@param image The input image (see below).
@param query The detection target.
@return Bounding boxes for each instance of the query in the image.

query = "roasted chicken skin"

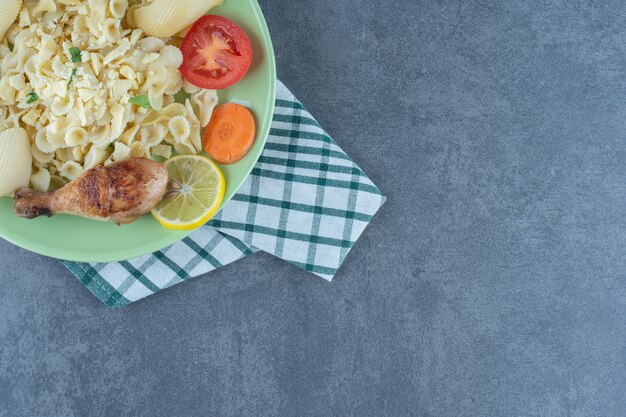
[14,158,168,224]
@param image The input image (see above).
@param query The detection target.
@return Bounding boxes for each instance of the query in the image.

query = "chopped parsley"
[129,95,151,109]
[26,92,39,104]
[69,47,82,63]
[67,68,77,87]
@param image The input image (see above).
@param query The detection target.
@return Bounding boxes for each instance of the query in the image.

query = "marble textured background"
[1,0,626,415]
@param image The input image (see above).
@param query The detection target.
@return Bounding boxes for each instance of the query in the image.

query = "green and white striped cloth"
[62,81,386,307]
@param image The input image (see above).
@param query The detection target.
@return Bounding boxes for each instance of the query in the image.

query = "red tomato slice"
[179,15,253,90]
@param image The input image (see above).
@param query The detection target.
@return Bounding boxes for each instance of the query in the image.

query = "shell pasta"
[0,0,221,191]
[134,0,224,38]
[0,0,22,40]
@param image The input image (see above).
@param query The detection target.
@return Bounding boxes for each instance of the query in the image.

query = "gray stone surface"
[1,0,626,415]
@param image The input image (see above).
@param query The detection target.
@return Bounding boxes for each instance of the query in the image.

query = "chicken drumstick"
[14,158,169,224]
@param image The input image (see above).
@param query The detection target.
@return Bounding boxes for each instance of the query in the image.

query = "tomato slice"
[179,15,253,90]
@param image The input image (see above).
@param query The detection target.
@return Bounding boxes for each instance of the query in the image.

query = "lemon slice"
[152,155,225,230]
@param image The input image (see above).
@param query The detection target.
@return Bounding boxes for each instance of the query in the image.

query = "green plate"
[0,0,276,262]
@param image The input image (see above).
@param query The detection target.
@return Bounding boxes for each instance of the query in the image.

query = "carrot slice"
[203,103,256,165]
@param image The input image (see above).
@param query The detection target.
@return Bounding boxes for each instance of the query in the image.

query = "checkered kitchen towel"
[62,81,386,307]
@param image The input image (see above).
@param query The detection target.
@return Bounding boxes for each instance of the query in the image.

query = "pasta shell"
[30,165,51,192]
[0,127,32,196]
[134,0,224,38]
[0,0,22,40]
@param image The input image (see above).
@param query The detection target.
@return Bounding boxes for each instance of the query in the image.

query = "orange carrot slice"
[203,103,256,165]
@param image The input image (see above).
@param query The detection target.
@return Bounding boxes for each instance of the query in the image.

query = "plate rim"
[0,0,276,263]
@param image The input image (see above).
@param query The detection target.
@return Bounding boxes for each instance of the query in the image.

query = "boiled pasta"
[30,165,51,192]
[32,0,57,15]
[174,142,196,156]
[184,100,203,152]
[59,161,83,180]
[129,141,147,158]
[0,0,220,191]
[134,0,223,38]
[84,146,109,170]
[56,148,75,163]
[150,144,172,159]
[141,102,187,126]
[140,123,166,147]
[168,116,190,143]
[103,18,122,42]
[35,130,57,153]
[119,124,140,146]
[112,142,131,161]
[32,146,54,164]
[72,145,85,162]
[190,89,219,127]
[109,0,127,19]
[64,127,89,147]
